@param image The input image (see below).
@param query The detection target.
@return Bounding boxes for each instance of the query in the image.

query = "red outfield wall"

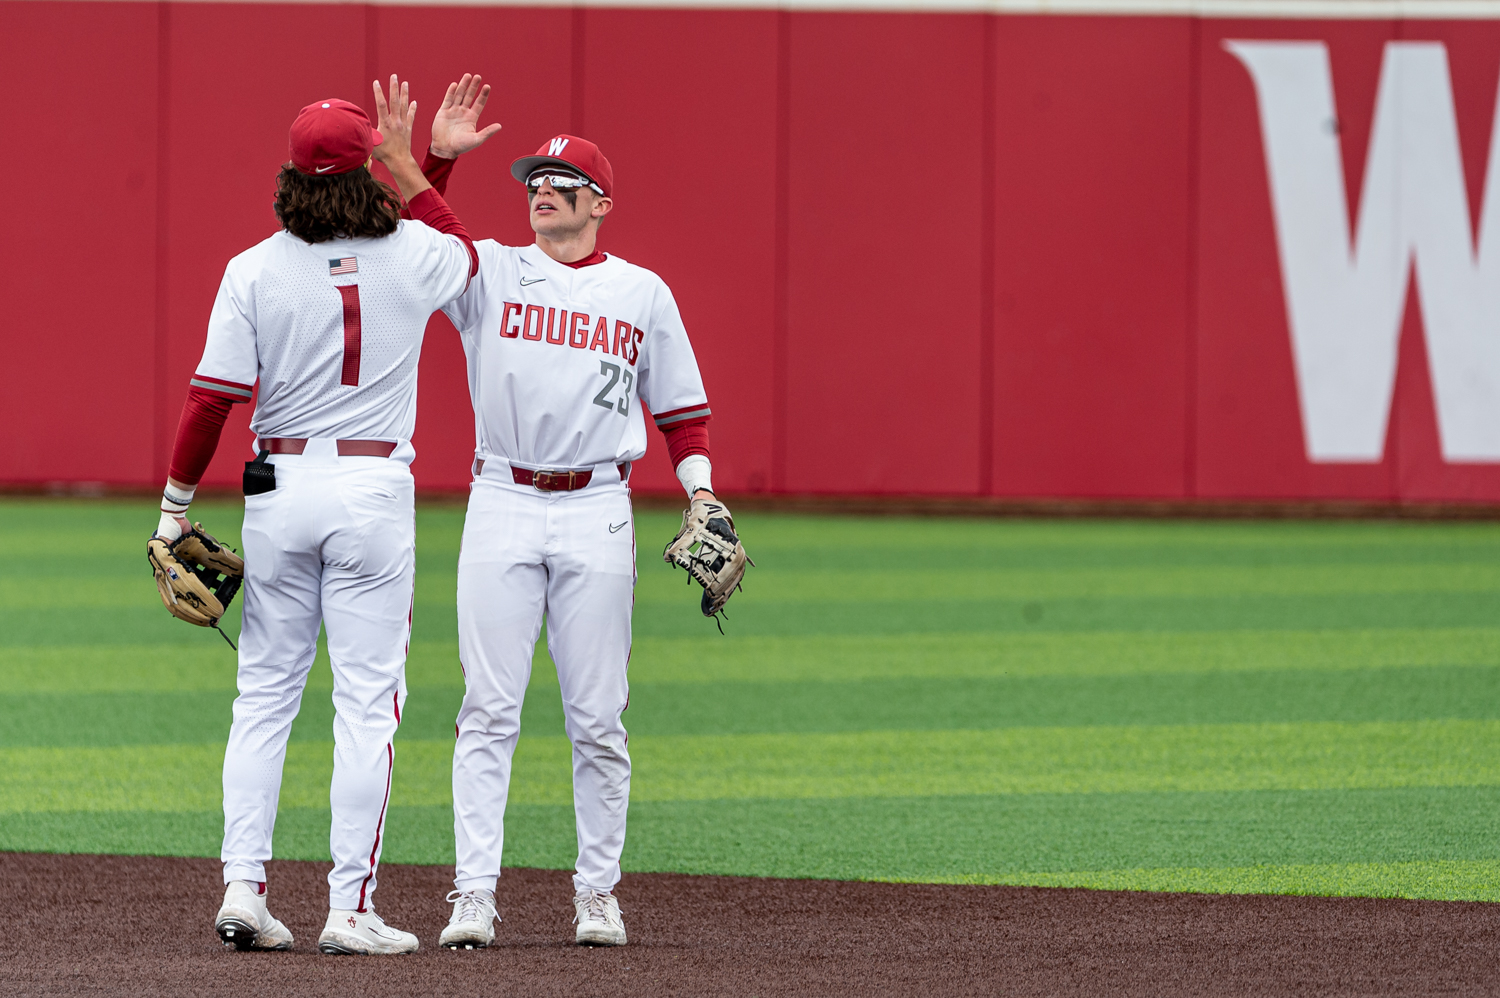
[3,3,1499,501]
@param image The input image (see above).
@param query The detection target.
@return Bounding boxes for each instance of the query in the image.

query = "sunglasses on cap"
[525,170,605,196]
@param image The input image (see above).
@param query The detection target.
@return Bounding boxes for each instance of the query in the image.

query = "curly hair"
[273,164,402,243]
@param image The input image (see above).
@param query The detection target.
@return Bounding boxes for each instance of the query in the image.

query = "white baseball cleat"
[439,889,499,949]
[573,889,627,946]
[215,880,294,951]
[317,906,419,955]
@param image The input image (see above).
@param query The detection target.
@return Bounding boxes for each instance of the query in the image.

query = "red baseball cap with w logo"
[511,135,614,198]
[290,99,383,176]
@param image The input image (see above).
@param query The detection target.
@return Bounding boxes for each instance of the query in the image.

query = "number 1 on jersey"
[336,285,362,386]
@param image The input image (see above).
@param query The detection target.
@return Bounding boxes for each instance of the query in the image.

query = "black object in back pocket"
[243,450,276,496]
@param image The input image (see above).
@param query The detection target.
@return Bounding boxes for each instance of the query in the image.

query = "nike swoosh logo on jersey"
[315,165,336,173]
[609,521,628,533]
[519,276,546,286]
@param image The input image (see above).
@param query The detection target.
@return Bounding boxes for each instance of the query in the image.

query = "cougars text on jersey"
[497,303,643,366]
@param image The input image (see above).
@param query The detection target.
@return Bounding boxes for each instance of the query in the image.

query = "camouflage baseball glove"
[146,523,244,648]
[663,495,753,629]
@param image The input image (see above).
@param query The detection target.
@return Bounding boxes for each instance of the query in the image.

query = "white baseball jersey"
[191,222,473,462]
[441,242,711,470]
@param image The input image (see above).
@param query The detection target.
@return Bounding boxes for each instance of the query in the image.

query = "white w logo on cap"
[548,137,570,156]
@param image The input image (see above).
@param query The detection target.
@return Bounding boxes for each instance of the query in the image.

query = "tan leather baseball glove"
[663,495,753,628]
[147,523,245,647]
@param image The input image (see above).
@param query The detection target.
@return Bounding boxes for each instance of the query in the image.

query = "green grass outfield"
[3,497,1500,901]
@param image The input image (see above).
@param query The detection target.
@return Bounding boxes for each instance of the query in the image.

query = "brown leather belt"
[474,459,630,491]
[264,437,397,458]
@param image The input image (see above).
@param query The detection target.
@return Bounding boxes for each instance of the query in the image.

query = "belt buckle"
[534,469,568,492]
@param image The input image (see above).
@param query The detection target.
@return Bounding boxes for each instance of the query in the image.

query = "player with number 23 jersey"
[424,129,723,950]
[444,241,709,471]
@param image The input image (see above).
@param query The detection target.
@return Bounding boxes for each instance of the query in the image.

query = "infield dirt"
[4,852,1498,996]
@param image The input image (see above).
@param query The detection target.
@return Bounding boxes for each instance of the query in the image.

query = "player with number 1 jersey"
[151,76,495,956]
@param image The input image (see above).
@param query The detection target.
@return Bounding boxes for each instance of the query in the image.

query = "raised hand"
[430,73,502,159]
[371,74,418,168]
[370,74,432,203]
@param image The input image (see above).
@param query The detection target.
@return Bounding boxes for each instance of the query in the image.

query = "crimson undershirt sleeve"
[420,149,456,197]
[398,151,456,222]
[166,387,240,486]
[662,419,711,467]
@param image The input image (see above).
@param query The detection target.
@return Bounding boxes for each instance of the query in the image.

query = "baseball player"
[151,76,495,955]
[409,130,737,948]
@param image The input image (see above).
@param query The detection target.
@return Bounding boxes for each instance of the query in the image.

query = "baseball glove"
[663,495,753,629]
[146,523,245,648]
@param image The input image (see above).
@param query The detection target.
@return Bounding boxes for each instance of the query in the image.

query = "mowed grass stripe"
[621,628,1500,684]
[14,592,1500,646]
[13,499,1499,572]
[8,719,1500,812]
[627,562,1500,604]
[0,641,469,694]
[11,629,1500,695]
[685,518,1500,572]
[619,665,1500,735]
[621,721,1500,800]
[627,592,1500,638]
[13,663,1500,745]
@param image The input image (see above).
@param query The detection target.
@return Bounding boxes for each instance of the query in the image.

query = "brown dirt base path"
[4,853,1499,997]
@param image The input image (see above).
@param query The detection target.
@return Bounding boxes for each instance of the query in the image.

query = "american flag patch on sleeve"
[329,257,358,275]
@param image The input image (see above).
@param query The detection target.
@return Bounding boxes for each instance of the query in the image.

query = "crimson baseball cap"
[511,135,614,198]
[290,99,383,176]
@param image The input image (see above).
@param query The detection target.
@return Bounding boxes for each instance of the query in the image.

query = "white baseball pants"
[221,443,414,911]
[452,462,635,895]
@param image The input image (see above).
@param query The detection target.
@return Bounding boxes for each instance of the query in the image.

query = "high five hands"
[431,74,502,160]
[371,74,419,169]
[370,74,432,201]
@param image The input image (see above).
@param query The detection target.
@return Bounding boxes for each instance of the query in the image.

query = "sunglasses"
[526,172,605,196]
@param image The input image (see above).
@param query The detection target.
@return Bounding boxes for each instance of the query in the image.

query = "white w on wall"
[1229,39,1500,463]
